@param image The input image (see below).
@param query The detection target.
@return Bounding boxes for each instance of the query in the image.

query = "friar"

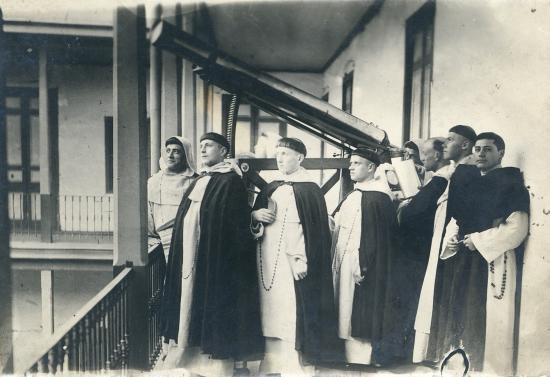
[147,136,197,261]
[251,137,341,375]
[428,132,529,374]
[159,132,263,376]
[412,125,477,363]
[331,147,402,366]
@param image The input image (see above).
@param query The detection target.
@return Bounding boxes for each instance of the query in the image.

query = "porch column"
[160,5,180,143]
[113,5,148,267]
[39,46,54,242]
[0,9,14,374]
[149,4,162,174]
[40,270,54,335]
[113,5,149,370]
[181,11,196,155]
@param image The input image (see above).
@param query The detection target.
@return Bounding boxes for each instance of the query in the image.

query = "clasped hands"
[446,234,477,253]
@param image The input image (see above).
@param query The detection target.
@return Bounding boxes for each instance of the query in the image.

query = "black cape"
[333,189,404,365]
[253,181,343,363]
[392,176,449,361]
[160,171,264,360]
[428,165,530,369]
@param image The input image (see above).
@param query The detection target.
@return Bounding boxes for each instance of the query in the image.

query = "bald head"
[421,137,448,172]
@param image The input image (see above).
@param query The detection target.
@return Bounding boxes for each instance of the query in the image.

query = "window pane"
[238,104,250,117]
[29,97,38,110]
[7,115,22,165]
[6,97,20,109]
[235,120,252,156]
[409,68,422,139]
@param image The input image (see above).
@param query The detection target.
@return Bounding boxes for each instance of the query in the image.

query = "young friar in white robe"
[147,136,197,261]
[427,133,529,375]
[413,125,477,363]
[331,149,397,365]
[251,137,339,376]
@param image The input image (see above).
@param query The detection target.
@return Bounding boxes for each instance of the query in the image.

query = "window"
[403,1,435,142]
[104,116,114,193]
[342,71,354,114]
[221,94,287,157]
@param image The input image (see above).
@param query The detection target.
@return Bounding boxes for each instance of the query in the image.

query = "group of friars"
[147,125,529,376]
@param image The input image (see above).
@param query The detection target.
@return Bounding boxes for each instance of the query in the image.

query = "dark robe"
[253,181,343,363]
[392,176,449,360]
[160,171,264,360]
[428,165,530,369]
[333,190,403,365]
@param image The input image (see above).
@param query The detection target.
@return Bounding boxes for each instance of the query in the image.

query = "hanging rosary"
[489,252,507,300]
[182,222,201,280]
[258,193,291,291]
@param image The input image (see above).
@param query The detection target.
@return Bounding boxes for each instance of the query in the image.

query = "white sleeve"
[285,223,307,263]
[470,211,529,263]
[440,217,459,260]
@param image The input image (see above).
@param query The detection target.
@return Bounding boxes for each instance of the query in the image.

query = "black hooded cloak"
[253,181,343,363]
[333,189,404,365]
[428,165,530,369]
[160,171,264,360]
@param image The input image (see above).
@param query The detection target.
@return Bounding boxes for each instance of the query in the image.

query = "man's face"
[421,142,440,172]
[276,147,303,175]
[164,144,186,172]
[474,139,504,172]
[200,139,226,167]
[404,147,422,166]
[443,132,468,161]
[349,155,375,183]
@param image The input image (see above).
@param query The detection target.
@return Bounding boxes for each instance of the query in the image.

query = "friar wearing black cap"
[159,132,263,375]
[250,137,342,374]
[330,147,405,366]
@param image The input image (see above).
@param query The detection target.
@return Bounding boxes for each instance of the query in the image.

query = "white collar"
[275,166,314,183]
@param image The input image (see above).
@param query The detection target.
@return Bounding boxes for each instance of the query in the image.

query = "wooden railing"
[23,244,167,374]
[147,244,166,368]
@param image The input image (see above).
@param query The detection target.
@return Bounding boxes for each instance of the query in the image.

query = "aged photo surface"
[0,0,549,376]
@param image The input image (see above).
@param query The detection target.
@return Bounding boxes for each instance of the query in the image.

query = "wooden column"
[149,4,162,174]
[113,5,148,267]
[181,11,197,156]
[113,6,149,371]
[40,270,54,335]
[39,46,54,242]
[0,9,14,374]
[160,5,180,143]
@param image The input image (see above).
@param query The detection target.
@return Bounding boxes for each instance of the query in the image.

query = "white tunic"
[252,167,314,376]
[331,180,392,364]
[158,162,238,376]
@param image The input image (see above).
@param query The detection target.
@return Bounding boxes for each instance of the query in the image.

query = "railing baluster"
[48,346,56,374]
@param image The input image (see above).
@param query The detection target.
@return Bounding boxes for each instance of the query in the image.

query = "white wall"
[51,64,113,195]
[324,0,550,374]
[323,0,426,146]
[428,1,550,374]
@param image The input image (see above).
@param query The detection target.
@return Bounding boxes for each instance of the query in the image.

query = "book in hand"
[377,159,422,200]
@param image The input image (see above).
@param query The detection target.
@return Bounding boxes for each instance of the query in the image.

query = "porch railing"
[24,245,166,374]
[8,192,114,242]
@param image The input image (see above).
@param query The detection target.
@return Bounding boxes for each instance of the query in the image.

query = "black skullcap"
[276,137,307,157]
[449,125,477,142]
[200,132,230,151]
[165,137,184,149]
[351,147,381,166]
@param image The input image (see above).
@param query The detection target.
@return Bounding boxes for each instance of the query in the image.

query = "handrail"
[22,267,133,373]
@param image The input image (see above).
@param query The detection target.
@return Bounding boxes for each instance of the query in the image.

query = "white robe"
[413,156,475,362]
[251,167,314,376]
[438,211,528,375]
[415,164,528,375]
[331,180,392,365]
[158,162,238,376]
